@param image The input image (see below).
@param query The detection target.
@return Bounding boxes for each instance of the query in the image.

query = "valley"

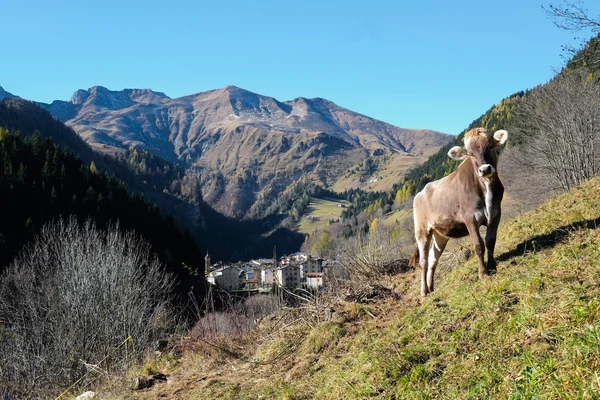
[2,3,600,397]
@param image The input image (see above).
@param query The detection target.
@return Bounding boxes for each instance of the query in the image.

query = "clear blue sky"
[2,0,598,134]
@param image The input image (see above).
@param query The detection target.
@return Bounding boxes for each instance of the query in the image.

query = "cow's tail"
[409,246,420,269]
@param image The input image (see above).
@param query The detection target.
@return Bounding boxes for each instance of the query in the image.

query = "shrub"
[340,222,409,282]
[192,295,281,341]
[0,217,176,398]
[504,71,600,208]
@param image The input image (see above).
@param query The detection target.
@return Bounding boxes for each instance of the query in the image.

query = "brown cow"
[411,127,508,296]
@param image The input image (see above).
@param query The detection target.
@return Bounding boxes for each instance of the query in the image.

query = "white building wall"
[306,274,324,290]
[261,267,274,286]
[212,266,240,291]
[276,265,300,288]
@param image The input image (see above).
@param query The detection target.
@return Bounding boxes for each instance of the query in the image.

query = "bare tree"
[545,1,600,31]
[503,71,600,207]
[544,1,600,69]
[0,217,176,399]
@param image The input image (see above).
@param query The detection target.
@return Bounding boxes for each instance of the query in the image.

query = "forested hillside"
[0,101,302,399]
[0,97,188,206]
[0,98,306,261]
[0,129,205,302]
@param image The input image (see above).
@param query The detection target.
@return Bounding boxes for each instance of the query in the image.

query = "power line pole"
[273,245,283,304]
[205,251,212,317]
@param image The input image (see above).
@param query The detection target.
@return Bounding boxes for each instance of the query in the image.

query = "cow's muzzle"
[478,164,495,177]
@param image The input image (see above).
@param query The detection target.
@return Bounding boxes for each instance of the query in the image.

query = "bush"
[504,71,600,208]
[192,295,281,341]
[339,222,409,282]
[0,217,176,398]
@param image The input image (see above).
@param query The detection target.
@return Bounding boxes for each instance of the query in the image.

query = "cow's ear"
[493,130,508,147]
[448,146,467,160]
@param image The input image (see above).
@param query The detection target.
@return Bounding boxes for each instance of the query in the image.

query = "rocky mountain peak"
[219,85,292,116]
[124,88,169,102]
[70,89,90,104]
[69,86,170,109]
[72,86,133,110]
[223,84,241,91]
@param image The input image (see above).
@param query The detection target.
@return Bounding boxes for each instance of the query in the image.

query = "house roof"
[251,258,275,266]
[277,264,299,270]
[213,264,239,273]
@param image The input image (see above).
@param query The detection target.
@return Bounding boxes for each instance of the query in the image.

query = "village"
[204,251,333,293]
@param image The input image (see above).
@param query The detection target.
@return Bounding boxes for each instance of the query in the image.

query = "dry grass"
[99,177,600,399]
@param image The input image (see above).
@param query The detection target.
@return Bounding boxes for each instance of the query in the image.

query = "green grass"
[296,197,350,235]
[116,177,600,400]
[382,208,412,225]
[257,178,600,399]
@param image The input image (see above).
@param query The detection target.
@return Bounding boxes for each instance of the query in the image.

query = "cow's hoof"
[479,269,495,279]
[421,288,429,297]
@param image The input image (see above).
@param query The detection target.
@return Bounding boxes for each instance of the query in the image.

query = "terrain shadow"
[497,217,600,262]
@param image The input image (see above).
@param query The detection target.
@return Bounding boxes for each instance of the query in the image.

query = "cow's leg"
[427,231,448,293]
[485,213,501,274]
[413,194,432,297]
[415,230,432,296]
[465,219,488,278]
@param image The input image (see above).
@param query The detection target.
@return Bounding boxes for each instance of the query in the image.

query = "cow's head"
[447,128,508,178]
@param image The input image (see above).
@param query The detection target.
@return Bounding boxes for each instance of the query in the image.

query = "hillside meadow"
[90,175,600,400]
[297,197,350,235]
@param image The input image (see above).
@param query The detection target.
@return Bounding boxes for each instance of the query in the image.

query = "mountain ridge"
[37,85,452,217]
[39,84,449,155]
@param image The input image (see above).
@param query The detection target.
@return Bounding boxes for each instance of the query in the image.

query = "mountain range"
[37,85,452,217]
[0,94,310,262]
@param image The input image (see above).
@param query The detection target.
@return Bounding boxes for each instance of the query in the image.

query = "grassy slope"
[332,147,441,194]
[113,177,600,400]
[296,197,350,235]
[331,154,425,193]
[382,209,412,225]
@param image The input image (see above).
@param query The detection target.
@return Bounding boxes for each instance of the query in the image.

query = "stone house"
[207,265,240,291]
